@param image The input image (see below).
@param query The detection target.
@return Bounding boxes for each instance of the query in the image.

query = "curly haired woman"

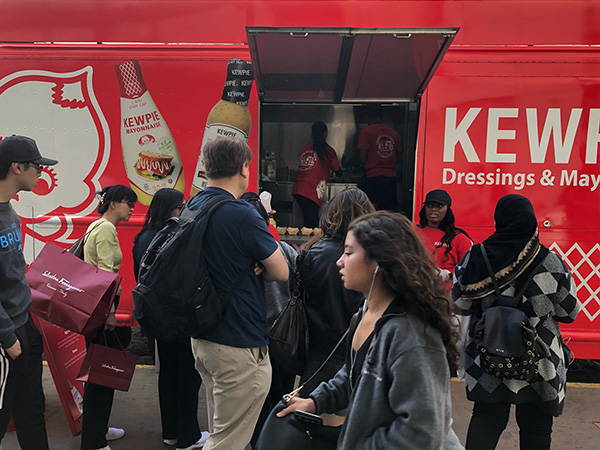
[278,211,464,450]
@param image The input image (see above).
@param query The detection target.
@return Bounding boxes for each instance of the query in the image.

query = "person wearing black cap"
[0,135,56,449]
[415,189,472,285]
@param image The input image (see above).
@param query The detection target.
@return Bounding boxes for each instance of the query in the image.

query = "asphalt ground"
[2,363,600,450]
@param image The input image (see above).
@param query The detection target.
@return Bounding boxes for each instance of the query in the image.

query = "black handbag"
[269,252,309,374]
[256,323,351,450]
[474,244,546,382]
[255,400,340,450]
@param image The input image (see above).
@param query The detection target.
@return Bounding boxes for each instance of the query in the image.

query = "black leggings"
[466,402,553,450]
[81,327,132,450]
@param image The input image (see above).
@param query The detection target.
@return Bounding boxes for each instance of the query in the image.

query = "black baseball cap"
[424,189,451,206]
[0,135,58,166]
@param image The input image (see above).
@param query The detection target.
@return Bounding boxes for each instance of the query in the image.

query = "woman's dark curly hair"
[418,205,472,255]
[348,211,459,372]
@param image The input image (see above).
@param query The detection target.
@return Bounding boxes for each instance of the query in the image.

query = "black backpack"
[473,244,547,382]
[132,194,247,341]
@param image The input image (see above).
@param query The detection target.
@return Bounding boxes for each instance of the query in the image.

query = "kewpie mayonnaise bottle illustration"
[116,60,184,205]
[190,58,253,196]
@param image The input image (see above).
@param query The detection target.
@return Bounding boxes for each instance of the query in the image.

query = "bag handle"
[285,326,350,401]
[98,329,128,352]
[289,251,307,305]
[65,221,103,255]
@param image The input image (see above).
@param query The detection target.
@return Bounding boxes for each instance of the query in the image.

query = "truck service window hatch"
[247,27,457,103]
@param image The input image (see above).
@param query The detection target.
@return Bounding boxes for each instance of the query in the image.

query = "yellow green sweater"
[84,218,122,273]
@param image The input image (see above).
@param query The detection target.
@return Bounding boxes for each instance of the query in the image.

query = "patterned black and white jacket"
[453,250,581,417]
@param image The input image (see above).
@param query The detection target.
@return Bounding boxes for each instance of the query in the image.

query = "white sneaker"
[176,431,210,450]
[93,446,111,450]
[105,427,125,441]
[163,438,177,446]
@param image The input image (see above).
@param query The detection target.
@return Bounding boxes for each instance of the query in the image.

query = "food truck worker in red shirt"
[356,113,401,211]
[415,189,473,285]
[292,122,341,228]
[356,112,400,210]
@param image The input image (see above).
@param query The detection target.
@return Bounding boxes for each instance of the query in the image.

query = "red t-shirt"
[357,124,401,178]
[415,226,472,274]
[292,143,340,205]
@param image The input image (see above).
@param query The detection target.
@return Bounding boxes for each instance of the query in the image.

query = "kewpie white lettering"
[486,108,518,163]
[527,108,582,164]
[443,107,600,165]
[443,107,481,162]
[586,109,600,164]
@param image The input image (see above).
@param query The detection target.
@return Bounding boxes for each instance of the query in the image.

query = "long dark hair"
[311,121,328,163]
[418,206,472,255]
[305,188,375,248]
[97,185,137,214]
[349,211,459,372]
[134,188,183,245]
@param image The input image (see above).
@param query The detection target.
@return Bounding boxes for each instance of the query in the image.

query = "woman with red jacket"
[415,189,472,284]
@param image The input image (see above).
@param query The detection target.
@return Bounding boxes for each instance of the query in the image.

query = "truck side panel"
[417,48,600,358]
[0,46,258,323]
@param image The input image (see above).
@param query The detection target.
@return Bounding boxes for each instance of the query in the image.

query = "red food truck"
[2,0,599,365]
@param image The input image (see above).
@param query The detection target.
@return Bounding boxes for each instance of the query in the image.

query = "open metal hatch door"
[247,27,457,103]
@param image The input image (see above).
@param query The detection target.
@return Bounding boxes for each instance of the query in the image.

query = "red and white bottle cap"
[116,60,147,99]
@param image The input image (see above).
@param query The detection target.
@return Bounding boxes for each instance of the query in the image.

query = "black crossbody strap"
[480,244,501,296]
[290,327,350,397]
[290,251,307,304]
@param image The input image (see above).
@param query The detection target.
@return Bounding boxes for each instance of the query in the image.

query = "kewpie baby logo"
[0,67,110,258]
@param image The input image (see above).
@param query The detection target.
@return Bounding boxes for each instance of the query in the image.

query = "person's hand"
[6,339,22,360]
[105,313,117,331]
[254,263,265,276]
[438,269,451,282]
[276,397,316,418]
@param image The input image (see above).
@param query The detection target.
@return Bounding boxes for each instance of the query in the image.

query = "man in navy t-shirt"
[187,137,288,450]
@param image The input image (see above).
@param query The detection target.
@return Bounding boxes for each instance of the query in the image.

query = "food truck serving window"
[247,27,457,103]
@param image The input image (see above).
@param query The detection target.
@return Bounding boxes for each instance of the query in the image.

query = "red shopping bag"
[76,343,136,391]
[26,243,120,336]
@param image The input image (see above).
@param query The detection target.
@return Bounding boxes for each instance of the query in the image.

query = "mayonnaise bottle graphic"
[116,60,184,206]
[190,58,253,196]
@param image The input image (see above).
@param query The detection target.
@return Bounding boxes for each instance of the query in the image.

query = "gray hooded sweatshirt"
[309,303,464,450]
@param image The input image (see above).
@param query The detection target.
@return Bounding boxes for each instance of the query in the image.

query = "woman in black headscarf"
[453,194,581,450]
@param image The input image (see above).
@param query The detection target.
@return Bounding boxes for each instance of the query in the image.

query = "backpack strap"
[185,193,255,304]
[480,243,543,308]
[480,244,501,297]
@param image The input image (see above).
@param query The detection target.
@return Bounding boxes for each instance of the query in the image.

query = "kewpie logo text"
[440,107,600,192]
[42,271,85,293]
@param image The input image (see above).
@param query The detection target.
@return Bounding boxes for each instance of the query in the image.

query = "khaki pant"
[191,339,271,450]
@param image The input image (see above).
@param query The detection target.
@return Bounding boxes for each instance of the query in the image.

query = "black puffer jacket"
[299,235,362,393]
